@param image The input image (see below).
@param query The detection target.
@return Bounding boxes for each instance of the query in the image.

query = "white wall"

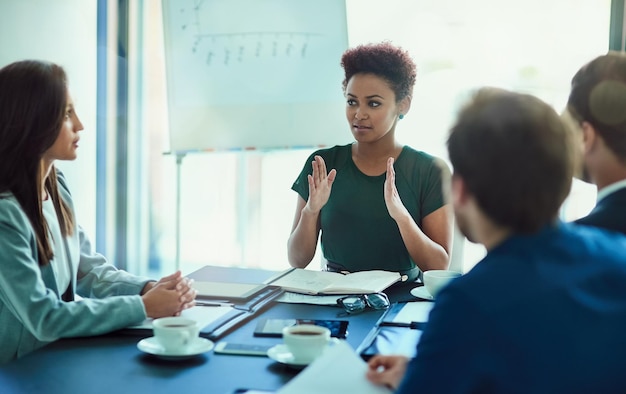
[0,0,98,238]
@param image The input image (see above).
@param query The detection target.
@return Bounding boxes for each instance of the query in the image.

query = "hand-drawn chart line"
[195,32,324,38]
[189,32,325,65]
[179,1,325,63]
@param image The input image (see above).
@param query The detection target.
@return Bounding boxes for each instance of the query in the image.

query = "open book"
[268,268,402,295]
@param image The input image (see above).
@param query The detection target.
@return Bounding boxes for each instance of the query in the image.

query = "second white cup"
[282,324,331,363]
[152,316,200,353]
[423,270,462,298]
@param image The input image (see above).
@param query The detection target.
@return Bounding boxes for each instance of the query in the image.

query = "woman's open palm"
[306,155,336,213]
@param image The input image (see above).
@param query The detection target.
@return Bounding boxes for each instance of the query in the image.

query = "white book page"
[276,292,343,305]
[329,270,400,293]
[277,340,391,394]
[271,269,341,294]
[271,269,400,294]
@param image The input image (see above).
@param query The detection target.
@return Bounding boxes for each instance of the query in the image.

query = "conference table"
[0,266,426,394]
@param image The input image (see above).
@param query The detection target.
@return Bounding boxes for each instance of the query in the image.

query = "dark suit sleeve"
[573,190,626,236]
[396,286,491,394]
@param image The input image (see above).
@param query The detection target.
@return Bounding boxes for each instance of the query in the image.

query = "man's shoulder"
[446,225,626,300]
[568,220,626,250]
[576,189,626,234]
[604,186,626,201]
[524,224,626,286]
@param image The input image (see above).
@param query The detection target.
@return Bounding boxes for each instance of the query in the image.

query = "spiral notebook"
[122,285,283,340]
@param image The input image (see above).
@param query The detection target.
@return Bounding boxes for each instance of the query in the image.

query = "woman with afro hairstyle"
[288,42,452,281]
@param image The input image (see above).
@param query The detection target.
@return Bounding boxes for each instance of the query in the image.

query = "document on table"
[275,292,343,306]
[126,305,234,330]
[277,340,392,394]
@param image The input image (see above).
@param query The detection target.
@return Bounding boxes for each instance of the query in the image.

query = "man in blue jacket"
[568,51,626,234]
[366,88,626,393]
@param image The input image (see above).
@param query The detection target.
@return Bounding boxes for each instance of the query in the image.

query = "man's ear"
[581,121,598,154]
[451,175,468,206]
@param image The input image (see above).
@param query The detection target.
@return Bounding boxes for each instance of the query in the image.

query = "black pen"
[379,321,425,329]
[195,301,233,307]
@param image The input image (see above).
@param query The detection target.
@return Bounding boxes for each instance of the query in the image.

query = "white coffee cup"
[152,317,200,352]
[423,270,462,298]
[282,324,331,363]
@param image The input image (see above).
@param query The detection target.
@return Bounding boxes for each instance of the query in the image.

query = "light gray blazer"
[0,172,149,364]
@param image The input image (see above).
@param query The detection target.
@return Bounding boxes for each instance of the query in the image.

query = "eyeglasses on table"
[336,293,390,315]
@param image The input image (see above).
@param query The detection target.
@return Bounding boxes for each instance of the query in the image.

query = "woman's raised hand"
[384,157,410,221]
[305,155,337,214]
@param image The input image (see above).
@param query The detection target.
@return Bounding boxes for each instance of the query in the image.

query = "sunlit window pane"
[139,0,610,275]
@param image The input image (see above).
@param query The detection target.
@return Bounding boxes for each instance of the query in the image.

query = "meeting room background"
[0,0,621,279]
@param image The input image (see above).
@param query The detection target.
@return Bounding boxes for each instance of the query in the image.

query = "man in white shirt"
[567,51,626,234]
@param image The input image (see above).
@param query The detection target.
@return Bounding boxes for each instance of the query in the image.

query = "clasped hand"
[141,270,197,318]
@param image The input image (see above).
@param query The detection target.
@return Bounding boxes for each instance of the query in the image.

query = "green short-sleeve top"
[292,143,446,273]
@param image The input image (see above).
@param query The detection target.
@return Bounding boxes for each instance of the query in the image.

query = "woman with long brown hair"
[0,60,196,364]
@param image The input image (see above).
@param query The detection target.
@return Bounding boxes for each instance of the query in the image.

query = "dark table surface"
[0,266,422,394]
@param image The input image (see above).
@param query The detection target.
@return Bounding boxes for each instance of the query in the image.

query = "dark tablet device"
[253,318,348,338]
[359,325,422,360]
[214,342,274,356]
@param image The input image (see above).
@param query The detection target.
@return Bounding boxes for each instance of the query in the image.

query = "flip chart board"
[162,0,350,152]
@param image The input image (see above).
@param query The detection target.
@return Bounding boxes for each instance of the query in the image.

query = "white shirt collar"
[597,179,626,203]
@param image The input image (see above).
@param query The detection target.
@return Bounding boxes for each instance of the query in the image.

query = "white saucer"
[410,286,434,301]
[137,336,214,360]
[267,344,310,369]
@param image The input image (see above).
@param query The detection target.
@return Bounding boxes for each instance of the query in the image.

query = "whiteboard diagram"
[163,0,348,113]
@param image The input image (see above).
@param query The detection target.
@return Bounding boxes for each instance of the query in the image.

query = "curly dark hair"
[341,41,416,102]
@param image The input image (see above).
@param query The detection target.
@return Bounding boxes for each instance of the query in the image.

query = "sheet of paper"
[276,292,343,306]
[277,340,392,394]
[126,305,233,330]
[393,302,434,324]
[271,269,336,294]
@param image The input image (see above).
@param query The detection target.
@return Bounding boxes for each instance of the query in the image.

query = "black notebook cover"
[119,285,284,340]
